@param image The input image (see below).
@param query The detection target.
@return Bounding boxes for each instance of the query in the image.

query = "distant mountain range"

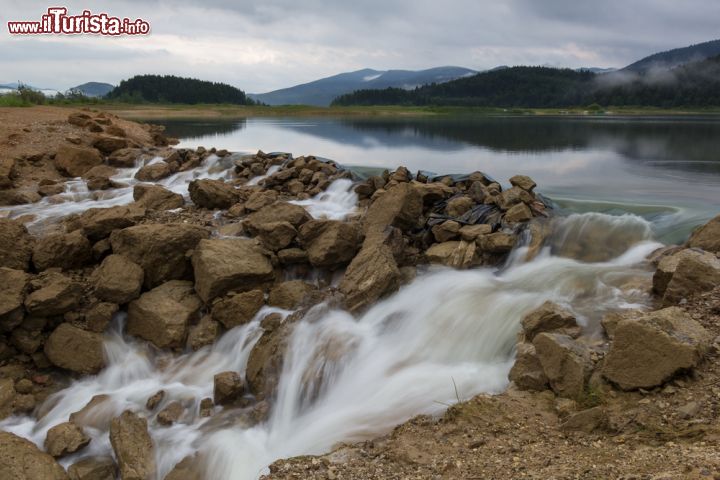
[70,82,114,97]
[622,39,720,73]
[248,67,477,106]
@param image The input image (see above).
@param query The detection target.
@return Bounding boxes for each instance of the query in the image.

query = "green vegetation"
[106,75,256,105]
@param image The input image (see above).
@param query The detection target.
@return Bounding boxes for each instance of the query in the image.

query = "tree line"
[107,75,256,105]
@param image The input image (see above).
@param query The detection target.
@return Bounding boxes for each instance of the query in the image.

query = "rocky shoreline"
[0,107,719,480]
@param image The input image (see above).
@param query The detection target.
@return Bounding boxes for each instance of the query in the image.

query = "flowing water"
[0,115,717,479]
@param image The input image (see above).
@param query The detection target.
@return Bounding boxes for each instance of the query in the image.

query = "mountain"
[249,66,477,106]
[70,82,114,97]
[623,39,720,73]
[107,75,254,104]
[0,82,60,97]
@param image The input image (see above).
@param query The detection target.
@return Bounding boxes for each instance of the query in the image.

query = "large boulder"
[254,221,297,251]
[188,179,239,209]
[67,456,117,480]
[425,240,478,269]
[244,202,312,234]
[521,301,579,341]
[509,174,537,192]
[602,307,710,390]
[192,239,274,302]
[0,431,68,480]
[24,273,83,317]
[477,232,517,253]
[110,224,209,288]
[268,281,317,310]
[92,136,127,155]
[298,220,363,268]
[508,343,549,391]
[655,249,720,306]
[533,332,592,399]
[0,218,33,270]
[213,371,245,405]
[187,315,220,351]
[44,422,90,458]
[92,254,144,304]
[133,184,184,210]
[687,214,720,252]
[0,268,29,332]
[108,148,141,168]
[55,144,103,177]
[340,243,400,313]
[211,290,265,328]
[363,183,422,236]
[127,280,202,349]
[44,323,105,374]
[246,320,293,399]
[71,204,146,241]
[134,162,171,182]
[32,231,92,271]
[109,411,155,480]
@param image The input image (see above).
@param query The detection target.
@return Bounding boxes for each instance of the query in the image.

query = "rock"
[146,391,164,410]
[44,422,91,458]
[109,411,155,480]
[134,162,171,182]
[459,224,492,241]
[67,456,117,480]
[268,281,317,310]
[68,112,91,126]
[246,321,293,399]
[25,273,83,316]
[254,221,297,251]
[55,144,103,177]
[85,302,119,333]
[496,186,533,210]
[127,280,202,349]
[509,175,537,192]
[0,218,32,270]
[340,243,400,313]
[0,268,30,332]
[653,248,717,296]
[73,204,146,241]
[560,406,606,433]
[0,188,41,205]
[534,333,593,399]
[156,401,183,426]
[477,232,517,253]
[69,395,113,430]
[298,220,363,268]
[45,324,105,374]
[244,190,279,212]
[110,224,209,288]
[602,307,710,390]
[504,202,533,223]
[508,343,549,391]
[31,231,92,271]
[0,378,15,419]
[192,238,274,302]
[0,431,68,480]
[244,202,312,233]
[92,136,127,155]
[364,183,423,235]
[521,302,579,341]
[278,248,308,265]
[425,240,477,269]
[108,148,142,168]
[211,290,265,329]
[445,196,474,217]
[164,456,201,480]
[188,179,240,209]
[687,214,720,252]
[660,251,720,306]
[199,398,214,417]
[431,220,460,242]
[213,371,244,405]
[677,401,701,419]
[133,184,183,210]
[187,315,219,350]
[93,255,144,304]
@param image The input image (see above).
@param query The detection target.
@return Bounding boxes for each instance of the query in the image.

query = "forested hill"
[332,56,720,108]
[623,39,720,73]
[107,75,255,104]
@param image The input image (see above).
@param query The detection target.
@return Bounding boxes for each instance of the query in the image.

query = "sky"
[1,0,719,93]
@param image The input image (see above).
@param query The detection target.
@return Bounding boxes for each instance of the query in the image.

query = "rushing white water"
[290,178,358,220]
[247,165,281,186]
[0,209,662,480]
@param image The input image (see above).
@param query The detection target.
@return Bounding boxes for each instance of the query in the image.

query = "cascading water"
[290,178,358,220]
[0,198,663,479]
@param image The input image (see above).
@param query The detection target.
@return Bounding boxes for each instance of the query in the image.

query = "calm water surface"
[162,116,720,242]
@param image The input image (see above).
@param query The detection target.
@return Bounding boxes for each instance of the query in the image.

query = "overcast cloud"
[1,0,718,92]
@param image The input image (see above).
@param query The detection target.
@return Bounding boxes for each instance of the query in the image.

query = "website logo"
[7,7,150,36]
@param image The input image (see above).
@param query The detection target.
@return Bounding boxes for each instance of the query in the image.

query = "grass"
[0,94,32,107]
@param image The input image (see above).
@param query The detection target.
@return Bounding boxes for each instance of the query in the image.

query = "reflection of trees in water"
[158,118,247,139]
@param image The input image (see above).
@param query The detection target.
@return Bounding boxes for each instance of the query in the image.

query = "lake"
[163,115,720,243]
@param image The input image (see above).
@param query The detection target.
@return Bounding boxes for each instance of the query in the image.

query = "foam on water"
[290,178,358,220]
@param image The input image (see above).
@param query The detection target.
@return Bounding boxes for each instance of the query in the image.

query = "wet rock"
[459,224,492,241]
[425,241,473,268]
[687,214,720,252]
[156,401,184,426]
[31,231,92,271]
[92,136,128,155]
[133,184,184,210]
[108,148,142,168]
[55,144,103,177]
[110,223,209,288]
[431,220,460,242]
[44,422,91,458]
[603,307,710,390]
[298,220,363,268]
[0,268,30,332]
[659,250,720,306]
[134,162,171,182]
[504,202,533,223]
[211,290,265,329]
[246,320,293,399]
[254,221,297,251]
[0,218,33,270]
[0,188,41,205]
[72,204,146,241]
[0,431,68,480]
[521,301,579,341]
[364,183,423,235]
[45,323,105,374]
[67,456,117,480]
[69,395,113,430]
[508,343,549,391]
[192,238,274,302]
[509,174,537,192]
[127,280,202,349]
[164,456,201,480]
[477,232,517,253]
[278,248,308,265]
[446,196,474,217]
[213,371,245,405]
[109,411,155,480]
[199,398,214,417]
[25,273,83,317]
[92,254,144,304]
[268,281,317,310]
[146,391,164,411]
[340,243,400,314]
[187,315,219,350]
[188,179,240,209]
[534,332,593,399]
[244,202,313,234]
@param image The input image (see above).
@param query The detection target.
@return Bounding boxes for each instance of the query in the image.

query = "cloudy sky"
[1,0,718,93]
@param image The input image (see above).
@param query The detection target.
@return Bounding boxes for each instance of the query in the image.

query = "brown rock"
[191,238,274,302]
[459,224,492,241]
[298,220,363,268]
[496,186,533,211]
[246,321,293,399]
[127,280,202,349]
[560,406,607,433]
[85,302,118,333]
[187,315,219,350]
[509,175,537,192]
[364,183,422,234]
[31,231,92,271]
[108,148,142,168]
[277,248,308,265]
[340,243,400,313]
[199,398,214,417]
[67,456,117,480]
[0,378,15,419]
[534,333,592,399]
[55,144,103,177]
[445,196,474,217]
[687,214,720,252]
[661,251,720,306]
[244,202,313,233]
[156,401,183,426]
[508,343,549,391]
[93,254,144,304]
[188,179,239,209]
[134,162,171,182]
[146,391,164,410]
[24,273,83,316]
[521,301,579,341]
[268,281,317,310]
[431,220,460,242]
[0,268,30,332]
[92,136,127,155]
[0,218,33,270]
[133,184,184,210]
[244,190,279,212]
[254,221,297,251]
[45,324,105,374]
[477,232,517,253]
[504,202,533,223]
[211,290,265,329]
[73,204,146,241]
[44,422,90,458]
[164,456,201,480]
[109,411,155,480]
[425,240,478,269]
[213,371,244,405]
[0,431,68,480]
